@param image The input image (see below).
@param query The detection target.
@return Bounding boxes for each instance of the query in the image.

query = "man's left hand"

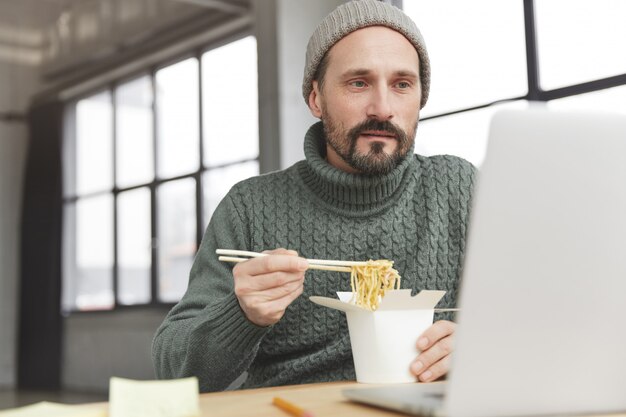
[410,320,455,382]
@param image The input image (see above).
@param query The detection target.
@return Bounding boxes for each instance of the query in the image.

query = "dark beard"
[322,117,416,176]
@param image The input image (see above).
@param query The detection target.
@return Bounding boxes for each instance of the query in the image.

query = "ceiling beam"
[0,25,44,48]
[0,44,42,66]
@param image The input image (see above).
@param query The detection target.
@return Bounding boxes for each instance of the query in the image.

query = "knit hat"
[303,0,430,109]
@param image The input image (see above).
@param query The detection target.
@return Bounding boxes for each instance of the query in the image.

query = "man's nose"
[366,85,394,121]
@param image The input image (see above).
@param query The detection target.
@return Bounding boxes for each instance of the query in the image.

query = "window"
[117,187,151,306]
[116,76,153,188]
[547,85,626,114]
[202,36,259,168]
[63,35,259,311]
[403,1,626,167]
[535,0,626,90]
[201,36,260,223]
[75,91,113,195]
[71,195,115,311]
[404,0,527,118]
[156,58,200,178]
[417,101,529,167]
[157,178,197,303]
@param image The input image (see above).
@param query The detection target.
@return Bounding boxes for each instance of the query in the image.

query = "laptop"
[344,108,626,417]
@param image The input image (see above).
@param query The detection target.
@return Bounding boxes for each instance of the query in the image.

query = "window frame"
[62,30,259,313]
[414,0,626,124]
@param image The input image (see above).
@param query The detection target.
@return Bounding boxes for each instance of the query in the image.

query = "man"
[153,0,475,392]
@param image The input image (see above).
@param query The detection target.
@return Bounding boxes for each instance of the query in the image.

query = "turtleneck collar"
[297,121,417,216]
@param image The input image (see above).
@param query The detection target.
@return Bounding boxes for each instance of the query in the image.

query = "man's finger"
[243,271,305,291]
[416,320,455,351]
[416,355,451,383]
[236,254,308,276]
[246,282,305,324]
[271,282,305,308]
[253,278,304,301]
[411,334,453,376]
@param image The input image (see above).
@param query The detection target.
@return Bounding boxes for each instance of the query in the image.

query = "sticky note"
[109,376,200,417]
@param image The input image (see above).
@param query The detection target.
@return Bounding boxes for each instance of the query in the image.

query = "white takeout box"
[310,289,446,384]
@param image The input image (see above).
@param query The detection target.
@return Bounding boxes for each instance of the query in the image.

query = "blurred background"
[0,0,625,406]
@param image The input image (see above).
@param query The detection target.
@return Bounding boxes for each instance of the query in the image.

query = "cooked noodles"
[350,260,401,311]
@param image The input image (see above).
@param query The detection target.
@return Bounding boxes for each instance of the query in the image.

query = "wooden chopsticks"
[216,249,368,273]
[217,250,459,311]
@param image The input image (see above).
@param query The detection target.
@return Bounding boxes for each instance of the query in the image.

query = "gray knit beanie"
[303,0,430,109]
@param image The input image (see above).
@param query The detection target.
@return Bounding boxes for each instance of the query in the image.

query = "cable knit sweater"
[152,121,476,392]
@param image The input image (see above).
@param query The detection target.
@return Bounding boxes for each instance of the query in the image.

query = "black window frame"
[412,0,626,123]
[61,30,260,314]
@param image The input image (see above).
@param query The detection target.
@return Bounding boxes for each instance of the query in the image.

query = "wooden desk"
[72,381,415,416]
[195,382,626,417]
[197,381,411,417]
[74,380,626,417]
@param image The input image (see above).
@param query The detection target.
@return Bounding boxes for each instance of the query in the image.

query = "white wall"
[255,0,344,171]
[276,0,344,168]
[0,60,37,389]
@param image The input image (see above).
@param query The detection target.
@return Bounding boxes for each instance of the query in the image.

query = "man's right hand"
[233,248,308,327]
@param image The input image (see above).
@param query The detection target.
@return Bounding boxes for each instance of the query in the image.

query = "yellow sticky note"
[109,377,200,417]
[0,401,106,417]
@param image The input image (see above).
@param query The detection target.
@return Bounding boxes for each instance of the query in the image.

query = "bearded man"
[153,0,476,392]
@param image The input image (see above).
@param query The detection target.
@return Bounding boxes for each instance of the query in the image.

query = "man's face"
[309,26,422,175]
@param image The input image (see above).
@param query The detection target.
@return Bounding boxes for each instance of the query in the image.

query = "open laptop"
[344,108,626,417]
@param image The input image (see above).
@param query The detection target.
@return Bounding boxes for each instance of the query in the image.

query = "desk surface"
[75,380,626,417]
[198,381,410,417]
[74,381,421,416]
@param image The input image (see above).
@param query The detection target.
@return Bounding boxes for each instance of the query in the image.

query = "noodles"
[350,260,401,311]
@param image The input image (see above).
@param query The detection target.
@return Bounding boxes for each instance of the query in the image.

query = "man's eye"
[351,81,367,88]
[397,81,411,89]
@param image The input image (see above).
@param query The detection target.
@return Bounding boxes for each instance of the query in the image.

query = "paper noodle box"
[310,289,446,384]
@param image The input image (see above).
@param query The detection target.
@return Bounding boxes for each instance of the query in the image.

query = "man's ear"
[308,81,323,119]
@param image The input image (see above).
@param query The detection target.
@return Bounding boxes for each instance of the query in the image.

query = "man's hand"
[233,248,308,327]
[410,320,455,382]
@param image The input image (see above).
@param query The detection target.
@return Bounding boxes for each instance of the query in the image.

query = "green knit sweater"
[152,122,476,392]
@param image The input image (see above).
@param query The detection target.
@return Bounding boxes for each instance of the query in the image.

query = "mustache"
[347,119,408,145]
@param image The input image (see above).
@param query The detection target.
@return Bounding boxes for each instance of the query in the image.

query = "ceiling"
[0,0,249,30]
[0,0,251,68]
[0,0,68,31]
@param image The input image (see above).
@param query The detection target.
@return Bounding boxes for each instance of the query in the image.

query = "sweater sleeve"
[151,191,270,392]
[434,155,477,323]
